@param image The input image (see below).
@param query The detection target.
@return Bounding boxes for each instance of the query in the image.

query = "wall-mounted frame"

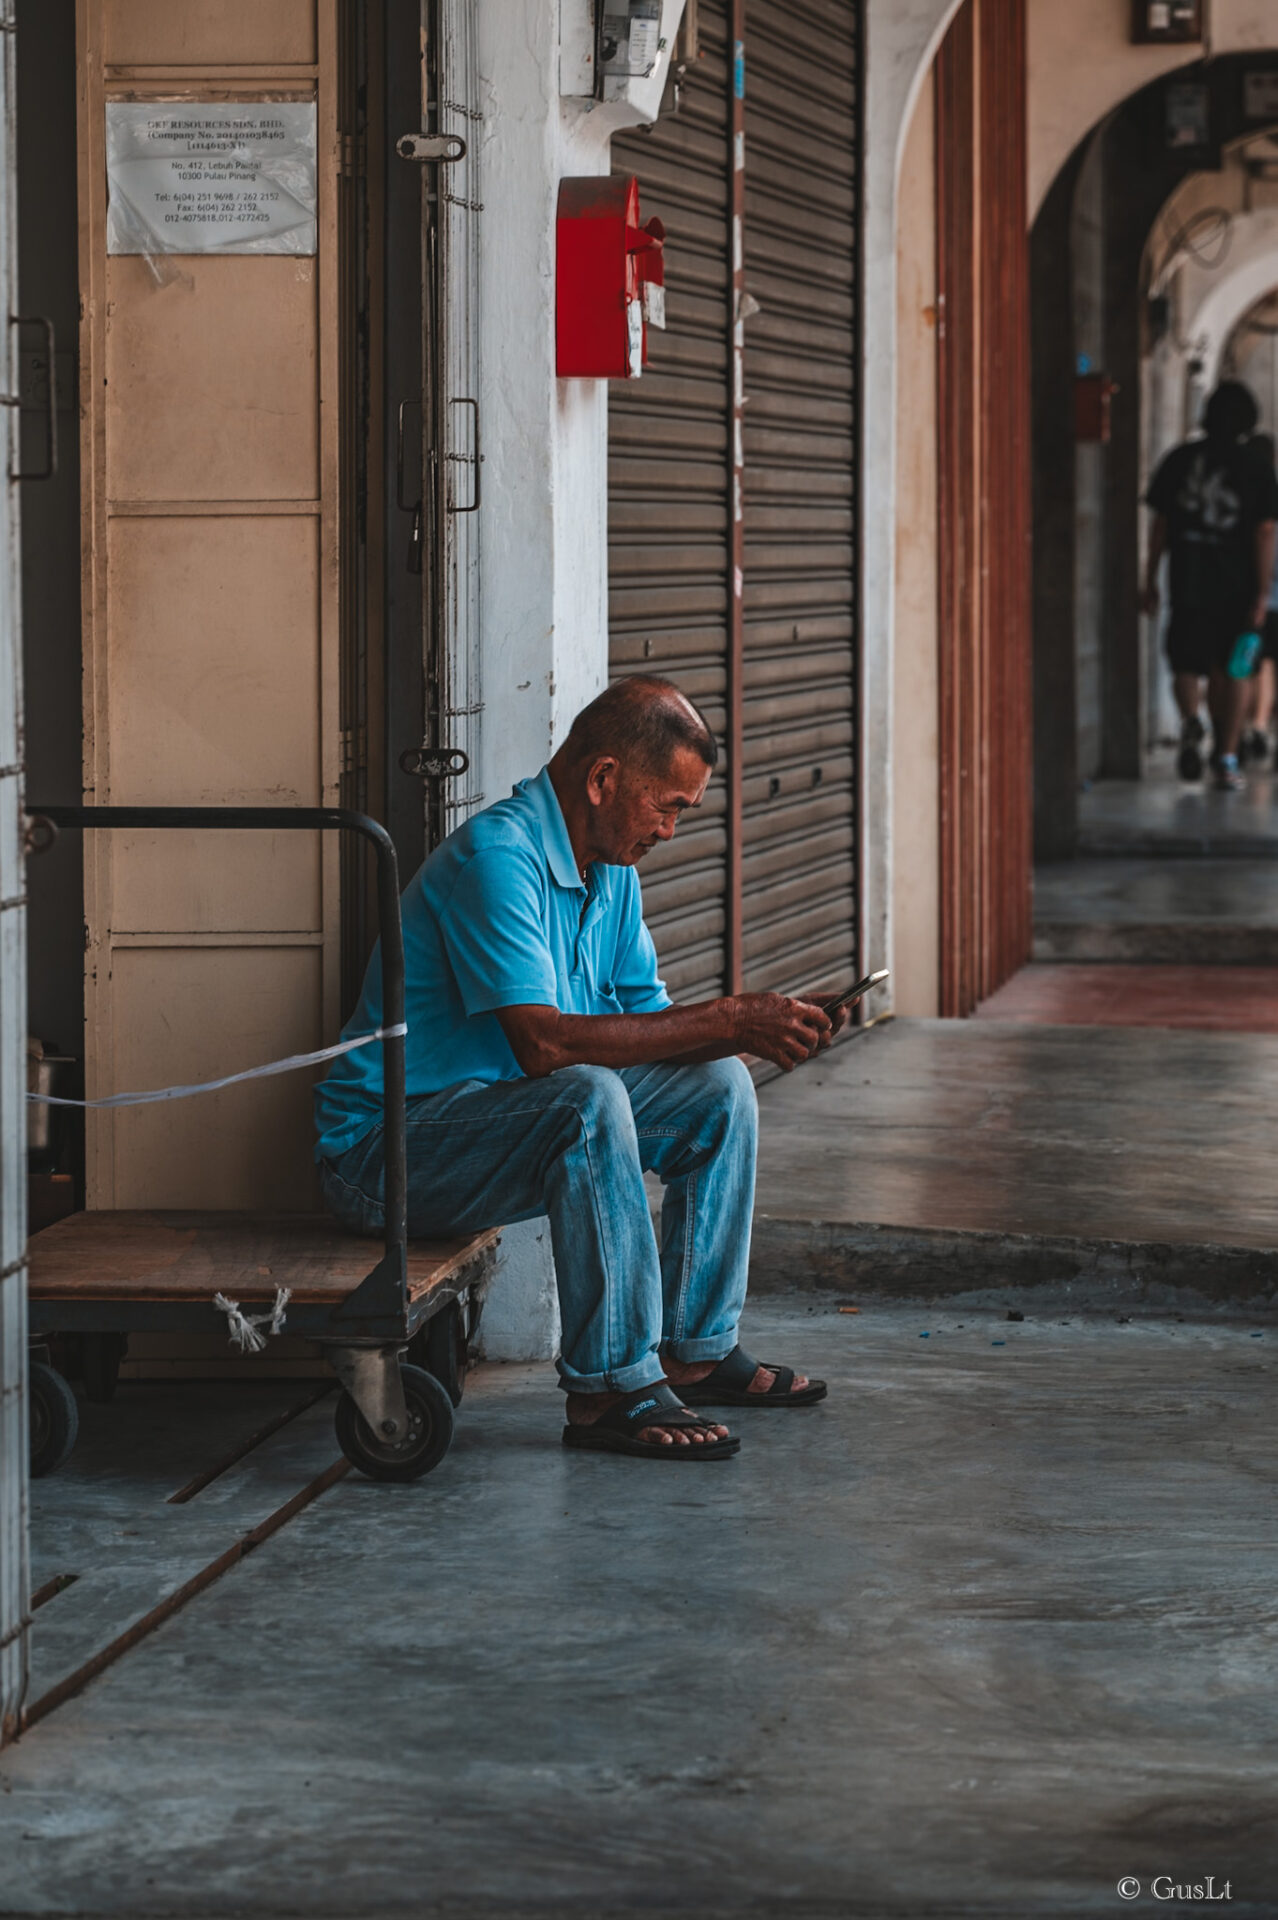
[1132,0,1203,44]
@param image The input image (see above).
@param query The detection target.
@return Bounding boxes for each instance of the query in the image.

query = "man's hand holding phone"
[805,969,890,1047]
[728,970,889,1072]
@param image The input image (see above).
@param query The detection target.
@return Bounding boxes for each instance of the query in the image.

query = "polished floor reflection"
[756,1018,1278,1249]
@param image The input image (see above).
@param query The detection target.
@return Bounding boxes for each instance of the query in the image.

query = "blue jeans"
[318,1057,757,1395]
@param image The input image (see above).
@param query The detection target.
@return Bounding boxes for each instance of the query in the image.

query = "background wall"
[1027,0,1278,223]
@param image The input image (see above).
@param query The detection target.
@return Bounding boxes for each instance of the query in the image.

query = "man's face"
[585,743,711,867]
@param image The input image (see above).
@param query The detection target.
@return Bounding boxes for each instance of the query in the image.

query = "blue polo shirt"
[313,765,671,1160]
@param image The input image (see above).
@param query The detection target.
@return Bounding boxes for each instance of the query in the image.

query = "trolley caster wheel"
[29,1361,80,1478]
[334,1361,454,1482]
[82,1333,127,1404]
[420,1299,469,1408]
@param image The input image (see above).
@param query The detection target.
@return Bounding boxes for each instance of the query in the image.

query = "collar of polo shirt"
[527,764,588,892]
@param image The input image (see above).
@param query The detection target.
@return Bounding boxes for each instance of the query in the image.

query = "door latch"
[399,746,470,781]
[395,133,466,163]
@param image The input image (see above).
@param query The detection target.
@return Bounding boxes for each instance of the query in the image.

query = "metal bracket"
[326,1344,409,1441]
[396,133,466,163]
[399,745,470,781]
[329,1245,409,1334]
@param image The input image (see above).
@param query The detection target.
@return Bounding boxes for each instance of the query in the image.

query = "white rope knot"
[212,1287,292,1353]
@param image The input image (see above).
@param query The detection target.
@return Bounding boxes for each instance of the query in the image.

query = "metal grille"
[434,0,484,827]
[610,6,731,1003]
[609,0,860,1004]
[0,0,30,1744]
[740,0,859,996]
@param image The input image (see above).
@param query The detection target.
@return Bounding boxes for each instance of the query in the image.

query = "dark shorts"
[1166,606,1253,677]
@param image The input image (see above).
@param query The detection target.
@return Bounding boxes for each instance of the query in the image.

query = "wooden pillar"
[934,0,1032,1017]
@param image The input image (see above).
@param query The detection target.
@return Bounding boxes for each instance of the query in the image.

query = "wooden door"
[77,0,341,1207]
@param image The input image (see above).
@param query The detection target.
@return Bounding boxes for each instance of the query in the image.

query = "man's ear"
[584,755,621,807]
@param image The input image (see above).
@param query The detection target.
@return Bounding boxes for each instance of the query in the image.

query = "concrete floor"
[1033,857,1278,963]
[750,1018,1278,1309]
[2,1300,1277,1919]
[755,1018,1278,1252]
[1077,752,1278,857]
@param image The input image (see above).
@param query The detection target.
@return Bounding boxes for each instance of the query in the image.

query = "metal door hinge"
[340,726,367,779]
[396,133,466,164]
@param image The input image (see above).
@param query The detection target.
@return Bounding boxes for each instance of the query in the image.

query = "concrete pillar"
[471,0,681,1361]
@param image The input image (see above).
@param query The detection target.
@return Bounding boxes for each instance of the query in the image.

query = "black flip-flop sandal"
[562,1382,740,1459]
[673,1345,827,1408]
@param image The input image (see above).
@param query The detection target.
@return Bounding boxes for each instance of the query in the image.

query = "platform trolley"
[24,805,498,1482]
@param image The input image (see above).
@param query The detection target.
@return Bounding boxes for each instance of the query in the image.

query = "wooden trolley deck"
[29,1212,500,1313]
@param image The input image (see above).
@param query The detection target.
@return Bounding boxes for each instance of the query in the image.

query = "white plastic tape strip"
[27,1023,408,1110]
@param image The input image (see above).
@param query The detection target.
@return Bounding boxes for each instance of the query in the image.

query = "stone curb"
[750,1214,1278,1316]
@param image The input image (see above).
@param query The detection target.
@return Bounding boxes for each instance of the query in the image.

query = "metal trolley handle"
[25,805,410,1325]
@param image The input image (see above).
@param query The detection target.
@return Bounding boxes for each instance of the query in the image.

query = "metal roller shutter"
[610,6,731,1004]
[609,0,860,1005]
[740,0,859,995]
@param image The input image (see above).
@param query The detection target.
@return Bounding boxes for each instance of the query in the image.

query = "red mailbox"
[556,174,665,379]
[1075,372,1119,444]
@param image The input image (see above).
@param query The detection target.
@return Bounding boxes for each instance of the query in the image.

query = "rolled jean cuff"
[555,1354,668,1396]
[661,1332,739,1364]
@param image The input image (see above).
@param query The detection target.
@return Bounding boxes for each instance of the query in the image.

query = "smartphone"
[821,968,890,1016]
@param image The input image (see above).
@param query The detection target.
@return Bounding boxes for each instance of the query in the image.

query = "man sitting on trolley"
[315,676,846,1461]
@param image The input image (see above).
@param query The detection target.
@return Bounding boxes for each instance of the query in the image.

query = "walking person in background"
[1142,380,1278,791]
[1241,431,1278,769]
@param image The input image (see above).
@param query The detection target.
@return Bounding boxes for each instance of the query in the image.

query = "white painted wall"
[861,0,963,1015]
[890,72,940,1018]
[471,0,681,1360]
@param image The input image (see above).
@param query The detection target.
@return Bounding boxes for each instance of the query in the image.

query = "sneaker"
[1177,716,1205,781]
[1214,753,1245,792]
[1243,727,1270,767]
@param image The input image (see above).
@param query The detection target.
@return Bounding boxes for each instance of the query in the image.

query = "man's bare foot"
[663,1354,811,1397]
[565,1389,730,1447]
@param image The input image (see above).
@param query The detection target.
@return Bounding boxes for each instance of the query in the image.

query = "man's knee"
[696,1055,758,1141]
[554,1063,635,1140]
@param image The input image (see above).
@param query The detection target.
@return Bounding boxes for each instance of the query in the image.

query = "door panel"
[79,0,339,1206]
[101,2,318,69]
[105,257,320,502]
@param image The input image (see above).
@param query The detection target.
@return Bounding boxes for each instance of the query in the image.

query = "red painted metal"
[556,174,665,379]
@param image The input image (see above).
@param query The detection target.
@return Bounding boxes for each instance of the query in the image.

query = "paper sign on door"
[105,103,318,256]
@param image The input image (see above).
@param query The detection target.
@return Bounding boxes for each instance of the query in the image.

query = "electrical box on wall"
[1132,0,1202,43]
[596,0,663,90]
[556,175,665,379]
[1076,372,1119,444]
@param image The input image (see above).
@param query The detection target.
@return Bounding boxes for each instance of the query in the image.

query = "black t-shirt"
[1146,436,1278,619]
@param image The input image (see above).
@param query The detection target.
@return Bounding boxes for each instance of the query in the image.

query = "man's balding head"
[562,676,718,780]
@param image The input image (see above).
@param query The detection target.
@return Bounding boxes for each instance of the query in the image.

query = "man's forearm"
[508,1000,739,1077]
[1144,516,1166,594]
